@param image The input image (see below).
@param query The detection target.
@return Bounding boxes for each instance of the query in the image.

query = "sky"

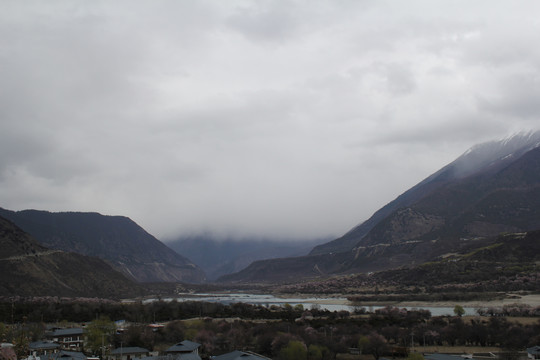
[1,1,540,242]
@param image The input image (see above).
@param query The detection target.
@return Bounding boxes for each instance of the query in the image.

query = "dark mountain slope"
[277,230,540,297]
[370,230,540,289]
[0,216,141,298]
[218,235,495,283]
[312,131,540,255]
[167,236,326,280]
[310,167,454,255]
[0,209,205,283]
[218,252,346,283]
[221,132,540,283]
[360,146,540,248]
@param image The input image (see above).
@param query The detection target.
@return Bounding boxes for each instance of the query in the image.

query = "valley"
[2,132,540,359]
[3,133,540,299]
[5,3,540,359]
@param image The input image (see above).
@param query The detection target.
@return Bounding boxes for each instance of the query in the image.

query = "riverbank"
[305,293,540,309]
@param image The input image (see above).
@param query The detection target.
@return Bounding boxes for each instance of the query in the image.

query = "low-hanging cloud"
[1,1,539,241]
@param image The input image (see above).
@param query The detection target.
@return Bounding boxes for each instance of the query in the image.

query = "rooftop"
[210,350,271,360]
[110,347,150,355]
[42,350,87,360]
[165,341,201,353]
[29,341,61,350]
[47,329,84,337]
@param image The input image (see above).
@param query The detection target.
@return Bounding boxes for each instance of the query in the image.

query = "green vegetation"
[358,335,370,353]
[453,305,465,317]
[462,243,504,258]
[85,316,116,356]
[280,340,307,360]
[408,353,424,360]
[1,301,540,359]
[307,344,328,360]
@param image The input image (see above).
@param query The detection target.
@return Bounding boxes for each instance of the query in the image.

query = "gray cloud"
[1,1,539,241]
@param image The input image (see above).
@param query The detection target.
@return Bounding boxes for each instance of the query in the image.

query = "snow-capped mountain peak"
[449,130,540,179]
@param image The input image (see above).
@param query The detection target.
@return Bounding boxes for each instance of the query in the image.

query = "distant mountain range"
[0,215,141,297]
[0,209,205,283]
[3,131,540,292]
[221,131,540,283]
[166,235,327,280]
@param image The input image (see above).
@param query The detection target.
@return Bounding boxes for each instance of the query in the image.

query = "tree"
[308,344,323,360]
[453,305,465,317]
[85,316,116,357]
[12,328,29,360]
[408,353,425,360]
[358,335,370,354]
[279,340,307,360]
[366,333,389,360]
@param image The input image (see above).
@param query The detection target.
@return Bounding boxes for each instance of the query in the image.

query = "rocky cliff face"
[362,208,445,245]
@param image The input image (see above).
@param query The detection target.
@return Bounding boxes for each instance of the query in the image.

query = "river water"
[144,293,478,316]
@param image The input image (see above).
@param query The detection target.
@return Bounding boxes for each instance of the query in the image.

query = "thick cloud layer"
[1,1,539,240]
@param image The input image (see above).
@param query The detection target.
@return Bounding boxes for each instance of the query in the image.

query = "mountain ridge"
[0,208,206,283]
[167,235,327,280]
[0,215,142,298]
[221,131,540,283]
[311,131,540,255]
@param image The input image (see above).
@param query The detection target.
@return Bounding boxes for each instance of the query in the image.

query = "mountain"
[272,230,540,297]
[167,235,326,280]
[220,131,540,283]
[371,230,540,288]
[0,209,206,283]
[0,215,141,297]
[311,130,540,255]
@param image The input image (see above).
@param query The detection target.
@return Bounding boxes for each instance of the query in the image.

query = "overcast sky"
[1,1,539,241]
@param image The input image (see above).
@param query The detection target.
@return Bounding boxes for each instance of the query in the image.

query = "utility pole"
[101,334,104,360]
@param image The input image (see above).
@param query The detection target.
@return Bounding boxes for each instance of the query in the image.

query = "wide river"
[143,293,479,316]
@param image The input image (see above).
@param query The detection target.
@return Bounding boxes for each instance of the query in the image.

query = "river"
[143,293,479,316]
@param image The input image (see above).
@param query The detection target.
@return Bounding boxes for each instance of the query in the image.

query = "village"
[1,300,539,360]
[2,324,269,360]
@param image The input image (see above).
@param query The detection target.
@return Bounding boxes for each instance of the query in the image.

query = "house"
[29,341,61,356]
[165,341,201,356]
[172,355,201,360]
[527,346,540,360]
[46,329,84,351]
[41,350,87,360]
[140,354,201,360]
[109,347,150,360]
[210,350,271,360]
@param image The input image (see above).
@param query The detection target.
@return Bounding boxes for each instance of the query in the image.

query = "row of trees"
[93,309,540,359]
[2,301,540,360]
[0,298,309,324]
